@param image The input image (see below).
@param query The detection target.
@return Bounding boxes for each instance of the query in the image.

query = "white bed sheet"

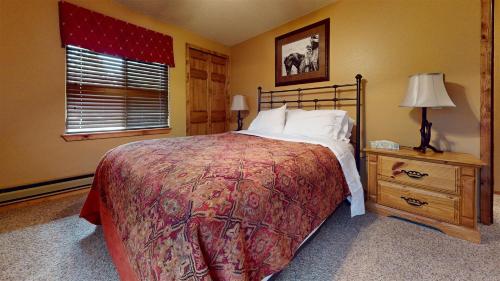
[235,130,365,217]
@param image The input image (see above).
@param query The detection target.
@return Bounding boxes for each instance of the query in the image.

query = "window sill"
[61,128,172,141]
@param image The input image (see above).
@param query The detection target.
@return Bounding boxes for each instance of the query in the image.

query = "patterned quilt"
[81,132,350,281]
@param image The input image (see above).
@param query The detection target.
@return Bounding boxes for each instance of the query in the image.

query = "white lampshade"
[230,95,248,111]
[400,73,455,108]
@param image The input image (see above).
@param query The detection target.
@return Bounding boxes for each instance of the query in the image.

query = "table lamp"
[231,95,248,131]
[400,73,455,153]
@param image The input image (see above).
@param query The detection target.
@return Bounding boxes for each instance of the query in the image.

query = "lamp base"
[414,107,443,154]
[236,110,243,131]
[413,143,442,153]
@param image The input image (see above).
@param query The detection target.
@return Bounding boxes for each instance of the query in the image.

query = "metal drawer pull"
[400,170,429,179]
[400,196,428,207]
[391,162,428,179]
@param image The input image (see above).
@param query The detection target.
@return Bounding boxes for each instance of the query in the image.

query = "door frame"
[480,0,494,225]
[185,43,231,135]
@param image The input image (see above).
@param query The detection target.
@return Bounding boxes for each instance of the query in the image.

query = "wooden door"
[187,46,229,135]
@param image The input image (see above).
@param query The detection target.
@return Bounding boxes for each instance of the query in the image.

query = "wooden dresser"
[364,147,484,243]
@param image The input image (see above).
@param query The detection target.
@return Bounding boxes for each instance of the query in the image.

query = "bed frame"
[257,74,363,170]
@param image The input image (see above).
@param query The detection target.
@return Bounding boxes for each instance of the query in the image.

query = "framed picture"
[275,18,330,87]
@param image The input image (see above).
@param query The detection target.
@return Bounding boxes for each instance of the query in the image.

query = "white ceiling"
[116,0,337,46]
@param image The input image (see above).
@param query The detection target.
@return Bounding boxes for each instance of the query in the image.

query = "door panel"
[209,55,228,134]
[188,49,209,135]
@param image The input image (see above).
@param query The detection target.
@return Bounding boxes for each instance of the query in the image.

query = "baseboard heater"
[0,174,94,206]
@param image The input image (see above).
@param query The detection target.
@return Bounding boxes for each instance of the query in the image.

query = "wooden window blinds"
[65,45,169,133]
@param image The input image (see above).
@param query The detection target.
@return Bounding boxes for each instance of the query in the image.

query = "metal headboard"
[257,74,363,170]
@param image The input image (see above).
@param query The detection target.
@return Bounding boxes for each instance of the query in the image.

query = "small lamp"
[231,95,248,131]
[400,73,455,153]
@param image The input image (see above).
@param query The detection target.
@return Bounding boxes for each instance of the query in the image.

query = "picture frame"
[275,18,330,87]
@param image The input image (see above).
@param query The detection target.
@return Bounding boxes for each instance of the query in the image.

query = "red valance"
[58,1,175,66]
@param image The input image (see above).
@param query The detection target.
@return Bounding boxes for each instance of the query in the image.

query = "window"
[65,45,169,134]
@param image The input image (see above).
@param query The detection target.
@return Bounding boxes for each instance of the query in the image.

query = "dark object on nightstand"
[414,107,442,153]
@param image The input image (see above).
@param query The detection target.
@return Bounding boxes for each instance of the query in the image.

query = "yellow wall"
[0,0,230,188]
[0,0,484,189]
[231,0,480,158]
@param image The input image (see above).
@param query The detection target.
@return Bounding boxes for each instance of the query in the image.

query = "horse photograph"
[282,34,320,76]
[275,18,329,86]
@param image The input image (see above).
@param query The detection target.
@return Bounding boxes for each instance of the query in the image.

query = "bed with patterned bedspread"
[80,132,358,281]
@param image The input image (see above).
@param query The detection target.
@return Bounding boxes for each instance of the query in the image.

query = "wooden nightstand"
[364,147,484,243]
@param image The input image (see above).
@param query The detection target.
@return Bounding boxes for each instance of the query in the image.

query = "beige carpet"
[1,193,499,281]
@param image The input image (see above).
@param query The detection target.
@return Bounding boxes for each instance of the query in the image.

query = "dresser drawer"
[379,156,458,194]
[378,181,459,224]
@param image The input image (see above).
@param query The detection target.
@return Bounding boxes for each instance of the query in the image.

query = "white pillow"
[341,117,355,143]
[283,109,348,140]
[248,104,287,134]
[285,108,306,120]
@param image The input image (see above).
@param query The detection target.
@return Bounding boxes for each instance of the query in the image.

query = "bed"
[80,75,365,281]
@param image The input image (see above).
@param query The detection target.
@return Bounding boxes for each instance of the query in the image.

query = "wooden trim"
[209,54,213,133]
[61,127,171,141]
[186,43,229,59]
[367,154,378,201]
[225,51,231,131]
[363,147,484,167]
[480,0,494,225]
[186,44,191,135]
